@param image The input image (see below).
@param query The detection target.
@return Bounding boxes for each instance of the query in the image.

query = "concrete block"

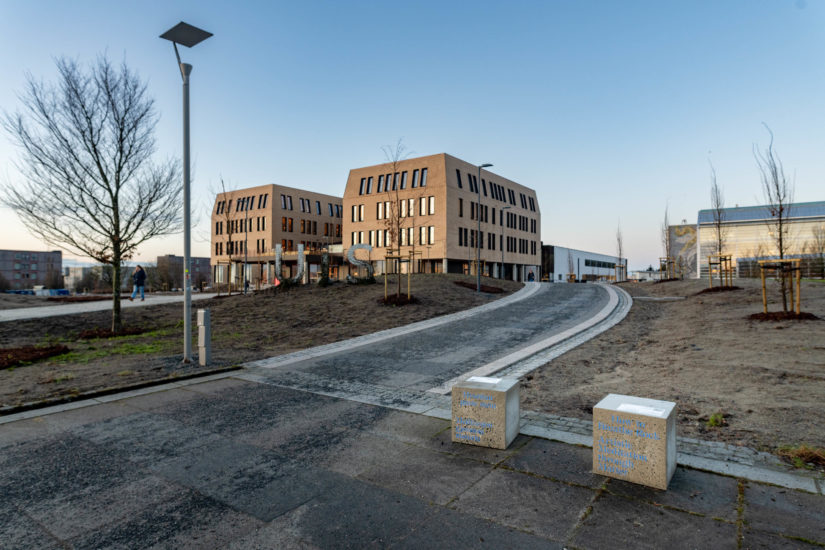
[593,393,676,490]
[452,376,519,450]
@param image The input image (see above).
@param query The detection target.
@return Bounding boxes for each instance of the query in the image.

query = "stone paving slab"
[1,380,825,548]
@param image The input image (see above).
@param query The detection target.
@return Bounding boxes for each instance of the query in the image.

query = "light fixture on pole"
[160,21,212,363]
[501,206,511,279]
[477,163,493,292]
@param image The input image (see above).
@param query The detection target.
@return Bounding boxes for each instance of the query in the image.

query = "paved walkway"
[2,282,824,547]
[0,293,217,322]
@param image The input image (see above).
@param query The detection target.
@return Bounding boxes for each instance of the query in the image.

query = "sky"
[0,0,823,270]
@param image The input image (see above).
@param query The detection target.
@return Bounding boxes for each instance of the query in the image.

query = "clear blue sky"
[1,0,823,270]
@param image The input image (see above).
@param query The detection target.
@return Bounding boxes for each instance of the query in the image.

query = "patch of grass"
[706,412,727,428]
[111,342,162,355]
[777,444,825,469]
[117,370,134,376]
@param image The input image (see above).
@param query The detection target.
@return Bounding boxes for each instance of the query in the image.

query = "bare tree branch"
[2,56,181,331]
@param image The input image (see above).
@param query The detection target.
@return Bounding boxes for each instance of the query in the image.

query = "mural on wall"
[669,225,697,278]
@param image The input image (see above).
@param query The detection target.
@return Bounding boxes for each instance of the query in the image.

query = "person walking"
[129,265,146,301]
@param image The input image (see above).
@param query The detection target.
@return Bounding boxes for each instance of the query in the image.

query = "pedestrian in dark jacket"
[130,265,146,301]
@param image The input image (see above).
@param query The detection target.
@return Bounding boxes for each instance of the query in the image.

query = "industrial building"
[695,200,825,277]
[343,153,541,281]
[541,245,626,282]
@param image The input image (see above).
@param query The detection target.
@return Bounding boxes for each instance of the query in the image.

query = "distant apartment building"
[156,254,212,290]
[211,184,343,286]
[343,153,541,280]
[0,249,62,290]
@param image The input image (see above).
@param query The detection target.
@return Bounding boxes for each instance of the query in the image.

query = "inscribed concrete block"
[592,394,676,490]
[452,376,519,450]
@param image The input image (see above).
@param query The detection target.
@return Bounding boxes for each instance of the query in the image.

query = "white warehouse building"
[541,244,626,282]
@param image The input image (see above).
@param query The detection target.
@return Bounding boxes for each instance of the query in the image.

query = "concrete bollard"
[197,308,211,366]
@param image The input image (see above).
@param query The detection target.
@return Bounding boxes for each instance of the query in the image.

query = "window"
[459,198,463,217]
[385,201,391,218]
[400,199,407,218]
[301,219,306,233]
[262,194,268,208]
[377,202,384,220]
[316,200,321,215]
[351,232,357,245]
[366,177,373,194]
[359,178,366,195]
[491,207,496,225]
[359,204,364,221]
[459,227,463,247]
[359,231,364,244]
[456,169,463,188]
[400,171,408,189]
[471,202,475,221]
[288,218,293,232]
[377,175,384,193]
[420,196,427,216]
[401,228,407,246]
[429,226,434,245]
[281,194,287,209]
[370,230,376,246]
[392,172,399,190]
[428,196,435,215]
[336,224,341,237]
[378,230,384,248]
[529,197,536,212]
[420,226,427,245]
[352,205,358,222]
[328,203,334,216]
[408,198,415,217]
[412,169,419,188]
[420,168,427,187]
[520,193,527,209]
[262,217,266,231]
[481,179,487,197]
[288,196,293,210]
[335,204,342,217]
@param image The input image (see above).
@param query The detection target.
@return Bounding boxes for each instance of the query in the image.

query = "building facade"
[541,245,626,282]
[211,184,343,287]
[0,249,62,290]
[696,201,825,277]
[343,153,541,280]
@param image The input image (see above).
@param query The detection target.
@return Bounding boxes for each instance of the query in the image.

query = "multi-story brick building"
[210,184,343,287]
[0,249,62,290]
[343,153,541,280]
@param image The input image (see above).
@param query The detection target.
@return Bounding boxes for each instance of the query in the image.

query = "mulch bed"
[747,311,820,321]
[453,281,504,293]
[379,294,420,306]
[77,326,149,339]
[696,286,742,295]
[653,278,681,284]
[1,345,70,369]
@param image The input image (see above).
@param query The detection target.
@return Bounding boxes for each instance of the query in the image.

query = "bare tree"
[380,138,411,298]
[660,204,672,278]
[616,221,624,282]
[810,224,825,278]
[214,177,238,295]
[2,57,180,332]
[755,124,794,311]
[709,161,727,257]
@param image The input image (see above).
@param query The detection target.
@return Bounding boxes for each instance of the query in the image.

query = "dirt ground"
[522,278,825,455]
[0,274,521,410]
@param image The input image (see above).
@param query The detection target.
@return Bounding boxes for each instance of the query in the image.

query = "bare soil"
[522,278,825,456]
[0,274,521,410]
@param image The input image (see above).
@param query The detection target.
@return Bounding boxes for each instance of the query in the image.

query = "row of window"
[351,197,437,222]
[281,218,342,237]
[457,227,538,256]
[11,263,39,271]
[454,170,537,212]
[215,216,268,236]
[584,259,617,269]
[351,226,436,248]
[216,193,269,216]
[358,168,428,195]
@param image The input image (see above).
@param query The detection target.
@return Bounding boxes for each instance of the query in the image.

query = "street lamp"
[477,163,493,292]
[501,206,511,279]
[160,21,213,363]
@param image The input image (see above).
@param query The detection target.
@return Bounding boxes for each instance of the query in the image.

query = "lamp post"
[161,21,212,363]
[501,205,511,279]
[477,163,493,292]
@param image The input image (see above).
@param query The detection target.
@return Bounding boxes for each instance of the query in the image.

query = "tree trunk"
[111,258,122,334]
